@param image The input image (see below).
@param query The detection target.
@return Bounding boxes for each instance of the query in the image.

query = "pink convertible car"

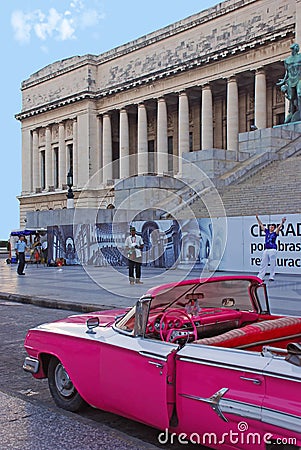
[23,276,301,449]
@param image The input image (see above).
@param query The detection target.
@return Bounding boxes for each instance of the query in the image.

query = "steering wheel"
[159,309,198,343]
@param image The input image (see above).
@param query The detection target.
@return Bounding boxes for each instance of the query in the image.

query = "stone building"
[16,0,301,225]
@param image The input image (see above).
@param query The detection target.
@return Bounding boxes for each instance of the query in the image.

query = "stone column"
[137,103,148,175]
[45,126,53,190]
[201,84,213,149]
[21,129,32,194]
[119,108,129,179]
[98,116,103,184]
[178,91,189,174]
[32,130,39,192]
[103,113,113,183]
[76,110,91,188]
[157,97,168,175]
[255,68,267,129]
[72,120,78,187]
[58,122,66,189]
[227,76,239,151]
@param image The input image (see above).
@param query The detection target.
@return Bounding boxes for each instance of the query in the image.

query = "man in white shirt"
[124,226,144,285]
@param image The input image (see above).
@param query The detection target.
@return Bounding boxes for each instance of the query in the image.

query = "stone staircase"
[217,128,301,187]
[189,154,301,218]
[157,178,212,219]
[169,126,301,219]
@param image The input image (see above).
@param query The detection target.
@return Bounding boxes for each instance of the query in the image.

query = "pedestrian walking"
[125,226,144,285]
[256,214,286,281]
[15,235,28,276]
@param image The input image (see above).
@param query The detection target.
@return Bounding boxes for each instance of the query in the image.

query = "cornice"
[15,92,95,121]
[22,0,257,90]
[15,26,294,122]
[21,55,98,90]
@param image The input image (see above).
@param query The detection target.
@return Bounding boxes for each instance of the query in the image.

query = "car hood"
[52,308,130,328]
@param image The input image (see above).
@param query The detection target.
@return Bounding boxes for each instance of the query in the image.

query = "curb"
[0,291,117,313]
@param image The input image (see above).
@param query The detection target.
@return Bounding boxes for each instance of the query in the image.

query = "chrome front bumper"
[23,356,40,374]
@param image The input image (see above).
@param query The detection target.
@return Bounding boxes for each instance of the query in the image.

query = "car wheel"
[48,357,85,412]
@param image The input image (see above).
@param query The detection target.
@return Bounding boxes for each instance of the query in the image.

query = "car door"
[261,349,301,446]
[97,332,178,430]
[174,344,268,449]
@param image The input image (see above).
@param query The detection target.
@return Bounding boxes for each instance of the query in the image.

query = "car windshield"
[150,278,257,313]
[115,278,262,337]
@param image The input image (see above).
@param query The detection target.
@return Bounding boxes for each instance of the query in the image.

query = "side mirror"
[86,317,99,334]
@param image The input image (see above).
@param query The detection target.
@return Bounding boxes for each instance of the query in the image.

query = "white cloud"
[80,9,105,28]
[11,1,104,45]
[11,10,33,44]
[59,18,76,41]
[70,0,85,13]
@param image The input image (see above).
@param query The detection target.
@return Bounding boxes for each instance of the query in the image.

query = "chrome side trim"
[179,393,301,433]
[263,371,301,383]
[138,351,167,362]
[180,388,229,422]
[177,356,264,376]
[220,398,262,422]
[224,398,301,433]
[262,407,301,433]
[179,392,261,422]
[23,357,40,374]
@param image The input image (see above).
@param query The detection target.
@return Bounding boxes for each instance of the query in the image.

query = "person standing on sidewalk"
[15,235,28,276]
[256,214,286,281]
[125,226,144,285]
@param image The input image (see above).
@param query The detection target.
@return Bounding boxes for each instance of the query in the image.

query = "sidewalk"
[0,258,300,316]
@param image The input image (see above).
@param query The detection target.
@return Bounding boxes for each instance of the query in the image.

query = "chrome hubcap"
[54,363,75,397]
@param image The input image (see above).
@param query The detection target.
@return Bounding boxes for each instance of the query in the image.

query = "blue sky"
[0,0,217,240]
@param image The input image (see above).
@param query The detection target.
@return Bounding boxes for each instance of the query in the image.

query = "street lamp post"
[66,170,74,209]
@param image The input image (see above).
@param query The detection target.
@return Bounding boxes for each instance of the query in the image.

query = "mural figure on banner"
[48,225,80,266]
[177,219,213,270]
[141,221,166,267]
[96,223,126,266]
[133,220,180,268]
[65,237,76,265]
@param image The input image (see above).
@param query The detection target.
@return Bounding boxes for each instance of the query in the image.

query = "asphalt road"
[0,299,203,450]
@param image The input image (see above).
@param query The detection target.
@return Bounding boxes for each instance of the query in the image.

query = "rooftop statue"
[277,43,301,123]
